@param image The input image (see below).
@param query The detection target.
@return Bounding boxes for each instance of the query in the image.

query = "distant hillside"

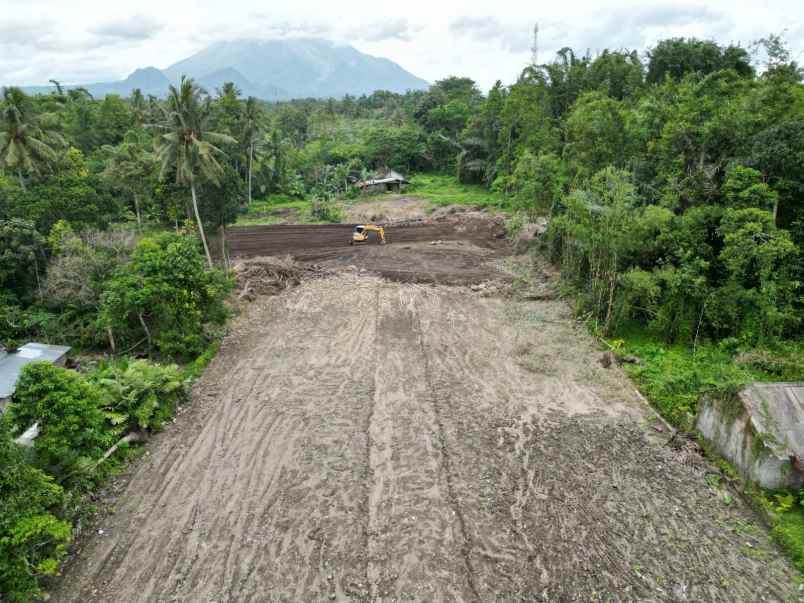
[162,38,429,99]
[17,37,429,101]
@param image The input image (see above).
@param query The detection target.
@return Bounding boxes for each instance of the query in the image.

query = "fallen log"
[94,431,147,469]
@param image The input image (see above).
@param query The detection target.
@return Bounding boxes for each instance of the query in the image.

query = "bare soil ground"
[54,207,800,602]
[225,205,506,261]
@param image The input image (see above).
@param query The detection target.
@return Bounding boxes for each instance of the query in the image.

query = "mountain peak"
[163,37,429,99]
[20,37,429,101]
[124,67,169,88]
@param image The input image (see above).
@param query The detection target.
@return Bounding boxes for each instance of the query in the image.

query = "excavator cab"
[351,224,386,245]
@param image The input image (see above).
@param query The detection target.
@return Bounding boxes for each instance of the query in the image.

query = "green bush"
[99,231,231,358]
[617,330,753,428]
[770,508,804,574]
[8,362,112,480]
[309,196,343,223]
[0,219,45,303]
[90,359,188,432]
[0,421,71,600]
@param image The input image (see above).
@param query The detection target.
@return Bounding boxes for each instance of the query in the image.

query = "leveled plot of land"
[224,207,506,260]
[56,263,799,601]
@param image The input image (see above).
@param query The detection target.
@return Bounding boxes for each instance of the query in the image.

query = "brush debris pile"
[233,256,330,299]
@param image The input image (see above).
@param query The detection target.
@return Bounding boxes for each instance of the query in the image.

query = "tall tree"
[239,96,262,206]
[213,82,242,137]
[101,130,157,229]
[154,77,235,267]
[130,88,147,125]
[0,87,64,191]
[646,38,753,84]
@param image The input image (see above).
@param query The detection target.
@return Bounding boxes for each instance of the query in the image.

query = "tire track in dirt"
[362,284,472,601]
[58,280,381,601]
[361,287,380,601]
[54,277,801,602]
[414,308,481,601]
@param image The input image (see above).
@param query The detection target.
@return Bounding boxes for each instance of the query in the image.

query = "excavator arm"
[363,225,385,243]
[351,224,386,244]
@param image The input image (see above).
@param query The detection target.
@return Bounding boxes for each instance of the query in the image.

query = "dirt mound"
[392,206,507,242]
[233,256,329,298]
[512,219,548,254]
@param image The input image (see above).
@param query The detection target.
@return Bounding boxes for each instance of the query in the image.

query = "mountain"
[119,67,171,95]
[162,38,429,99]
[20,67,171,98]
[16,38,429,101]
[195,67,286,100]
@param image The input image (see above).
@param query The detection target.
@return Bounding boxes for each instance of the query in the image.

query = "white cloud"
[0,0,801,90]
[90,14,164,41]
[350,18,422,43]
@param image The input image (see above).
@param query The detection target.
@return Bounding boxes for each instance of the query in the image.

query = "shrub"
[36,224,140,349]
[99,232,231,358]
[717,208,799,340]
[8,362,112,480]
[722,165,777,212]
[509,151,564,216]
[0,219,46,303]
[90,359,188,433]
[0,421,71,601]
[42,223,138,312]
[309,196,343,223]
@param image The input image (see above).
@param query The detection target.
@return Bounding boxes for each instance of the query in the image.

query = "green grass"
[235,195,312,225]
[611,325,804,431]
[406,173,510,210]
[771,505,804,574]
[613,329,752,430]
[607,324,804,577]
[234,174,513,225]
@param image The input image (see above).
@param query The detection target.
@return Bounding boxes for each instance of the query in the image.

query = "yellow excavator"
[350,224,386,245]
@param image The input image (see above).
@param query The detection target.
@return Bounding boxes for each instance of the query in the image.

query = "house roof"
[359,177,408,186]
[0,343,71,401]
[357,169,409,187]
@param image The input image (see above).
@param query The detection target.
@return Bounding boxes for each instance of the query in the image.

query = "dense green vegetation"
[1,33,803,594]
[0,357,191,598]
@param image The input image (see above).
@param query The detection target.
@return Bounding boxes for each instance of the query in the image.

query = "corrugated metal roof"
[0,343,70,400]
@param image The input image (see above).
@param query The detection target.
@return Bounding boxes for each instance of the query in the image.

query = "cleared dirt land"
[56,210,800,602]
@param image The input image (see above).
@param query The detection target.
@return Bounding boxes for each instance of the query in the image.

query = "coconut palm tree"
[240,96,262,206]
[130,88,147,125]
[0,87,64,191]
[154,77,235,268]
[101,130,157,230]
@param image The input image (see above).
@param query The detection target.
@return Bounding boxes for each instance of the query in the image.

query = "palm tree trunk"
[191,182,214,269]
[133,192,142,231]
[248,142,254,206]
[17,168,26,193]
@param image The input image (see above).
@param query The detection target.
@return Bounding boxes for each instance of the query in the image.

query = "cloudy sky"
[2,0,803,91]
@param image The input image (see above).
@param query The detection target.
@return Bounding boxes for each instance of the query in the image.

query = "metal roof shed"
[0,343,71,413]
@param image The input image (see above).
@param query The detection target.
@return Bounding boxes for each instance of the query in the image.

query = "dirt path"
[55,269,799,602]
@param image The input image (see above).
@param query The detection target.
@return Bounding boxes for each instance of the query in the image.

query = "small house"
[357,169,409,194]
[0,342,71,414]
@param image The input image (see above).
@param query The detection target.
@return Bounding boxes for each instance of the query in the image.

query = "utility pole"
[530,23,539,66]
